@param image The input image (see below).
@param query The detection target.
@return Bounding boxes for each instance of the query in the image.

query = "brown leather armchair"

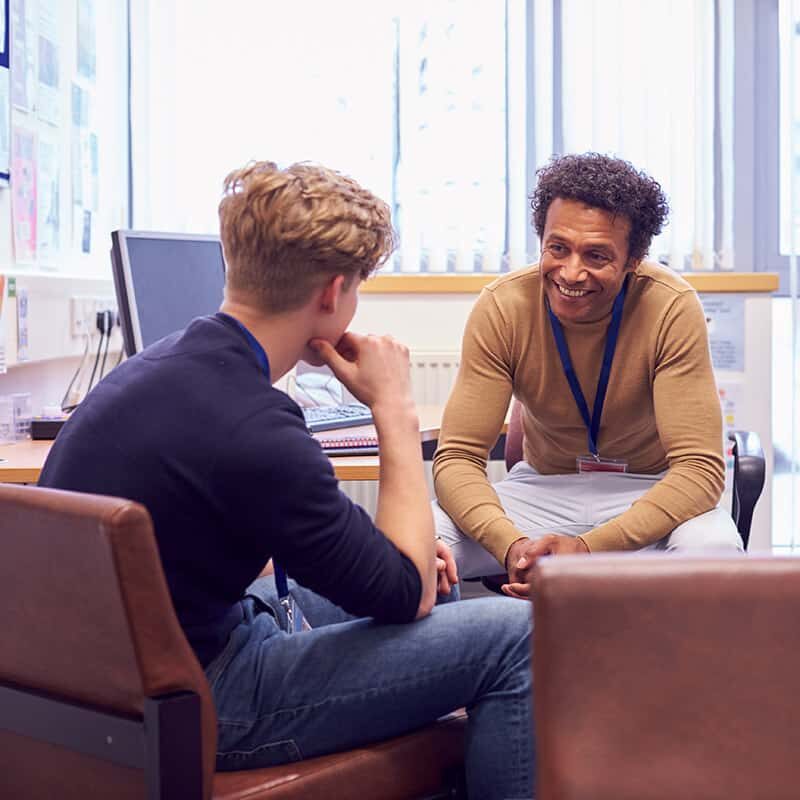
[531,554,800,800]
[0,484,466,800]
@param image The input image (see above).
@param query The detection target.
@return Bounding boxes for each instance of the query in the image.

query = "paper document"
[0,68,9,182]
[11,126,37,263]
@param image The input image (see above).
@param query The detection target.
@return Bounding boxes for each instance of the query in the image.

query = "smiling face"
[540,197,637,323]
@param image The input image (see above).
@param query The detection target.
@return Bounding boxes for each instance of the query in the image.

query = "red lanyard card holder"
[576,454,628,473]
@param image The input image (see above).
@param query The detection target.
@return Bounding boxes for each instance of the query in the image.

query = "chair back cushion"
[0,484,216,799]
[532,554,800,800]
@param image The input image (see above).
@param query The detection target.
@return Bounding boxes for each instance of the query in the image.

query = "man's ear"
[624,256,641,272]
[318,274,347,313]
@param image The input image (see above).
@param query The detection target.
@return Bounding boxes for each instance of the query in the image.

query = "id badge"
[280,595,313,634]
[576,454,628,473]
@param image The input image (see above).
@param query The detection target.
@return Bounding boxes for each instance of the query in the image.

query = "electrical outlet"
[71,295,118,337]
[70,296,96,337]
[95,297,116,316]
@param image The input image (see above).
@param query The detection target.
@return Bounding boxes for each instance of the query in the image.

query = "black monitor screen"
[111,232,226,355]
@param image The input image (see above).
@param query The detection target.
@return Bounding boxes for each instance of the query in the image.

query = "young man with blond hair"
[40,161,534,799]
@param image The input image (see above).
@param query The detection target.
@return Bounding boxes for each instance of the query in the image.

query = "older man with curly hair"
[433,153,742,598]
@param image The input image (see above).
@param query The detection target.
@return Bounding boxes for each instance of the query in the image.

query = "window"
[133,1,742,275]
[556,0,724,271]
[131,0,526,273]
[748,0,794,289]
[780,0,800,256]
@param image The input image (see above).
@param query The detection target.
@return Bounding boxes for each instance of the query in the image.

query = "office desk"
[0,406,454,485]
[0,439,51,484]
[314,405,446,481]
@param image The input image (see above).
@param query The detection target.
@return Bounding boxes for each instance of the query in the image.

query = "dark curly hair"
[530,153,669,263]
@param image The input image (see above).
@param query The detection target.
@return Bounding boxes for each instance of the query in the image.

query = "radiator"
[341,351,508,516]
[409,351,462,406]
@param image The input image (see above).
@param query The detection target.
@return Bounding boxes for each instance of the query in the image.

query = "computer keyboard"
[303,403,374,432]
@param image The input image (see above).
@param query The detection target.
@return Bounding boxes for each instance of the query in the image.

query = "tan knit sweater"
[432,261,725,565]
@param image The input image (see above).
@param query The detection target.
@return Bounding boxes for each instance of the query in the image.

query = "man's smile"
[554,283,591,298]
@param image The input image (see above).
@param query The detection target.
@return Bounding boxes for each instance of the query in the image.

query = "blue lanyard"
[220,312,271,377]
[546,276,628,458]
[219,313,291,600]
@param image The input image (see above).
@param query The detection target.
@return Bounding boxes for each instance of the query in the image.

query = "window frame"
[745,0,792,294]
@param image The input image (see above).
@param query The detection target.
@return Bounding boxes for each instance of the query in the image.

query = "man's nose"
[559,255,588,284]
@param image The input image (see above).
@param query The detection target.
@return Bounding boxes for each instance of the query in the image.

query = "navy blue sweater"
[39,314,421,666]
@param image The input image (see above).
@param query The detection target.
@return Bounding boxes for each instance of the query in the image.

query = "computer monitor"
[110,230,226,356]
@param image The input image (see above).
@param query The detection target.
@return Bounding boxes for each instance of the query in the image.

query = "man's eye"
[587,252,610,263]
[548,243,566,255]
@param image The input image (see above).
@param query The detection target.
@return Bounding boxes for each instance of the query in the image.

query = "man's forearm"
[373,400,437,616]
[434,453,522,565]
[582,461,724,551]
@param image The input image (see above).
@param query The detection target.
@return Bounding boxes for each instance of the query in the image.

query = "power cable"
[98,311,113,380]
[60,334,90,413]
[85,314,106,395]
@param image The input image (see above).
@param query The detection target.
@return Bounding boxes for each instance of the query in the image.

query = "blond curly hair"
[219,161,396,313]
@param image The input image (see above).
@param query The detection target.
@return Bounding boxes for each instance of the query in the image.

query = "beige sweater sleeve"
[581,291,726,551]
[433,290,522,567]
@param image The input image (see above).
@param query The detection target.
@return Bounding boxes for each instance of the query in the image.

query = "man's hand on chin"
[501,534,589,600]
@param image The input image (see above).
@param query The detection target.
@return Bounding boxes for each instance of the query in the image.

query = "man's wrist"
[504,536,531,571]
[371,398,418,431]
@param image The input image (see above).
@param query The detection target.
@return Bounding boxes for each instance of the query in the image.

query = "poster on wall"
[77,0,95,82]
[37,0,60,126]
[11,125,36,263]
[70,80,95,252]
[0,67,9,184]
[0,0,9,184]
[16,285,28,361]
[37,134,60,266]
[10,0,35,112]
[89,130,98,210]
[71,81,88,127]
[70,83,86,208]
[79,207,91,253]
[700,294,745,372]
[0,276,7,375]
[71,131,95,251]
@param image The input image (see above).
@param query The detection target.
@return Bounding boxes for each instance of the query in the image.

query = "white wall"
[0,274,121,414]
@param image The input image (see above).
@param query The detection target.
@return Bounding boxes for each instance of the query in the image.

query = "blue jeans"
[205,576,534,800]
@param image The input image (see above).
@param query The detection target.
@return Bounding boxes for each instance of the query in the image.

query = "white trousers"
[433,461,744,579]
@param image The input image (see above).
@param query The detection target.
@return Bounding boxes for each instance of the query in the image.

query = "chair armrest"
[728,430,766,549]
[531,554,800,798]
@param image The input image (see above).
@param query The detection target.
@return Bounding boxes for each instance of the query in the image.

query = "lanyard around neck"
[220,313,293,598]
[546,275,629,458]
[220,313,271,378]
